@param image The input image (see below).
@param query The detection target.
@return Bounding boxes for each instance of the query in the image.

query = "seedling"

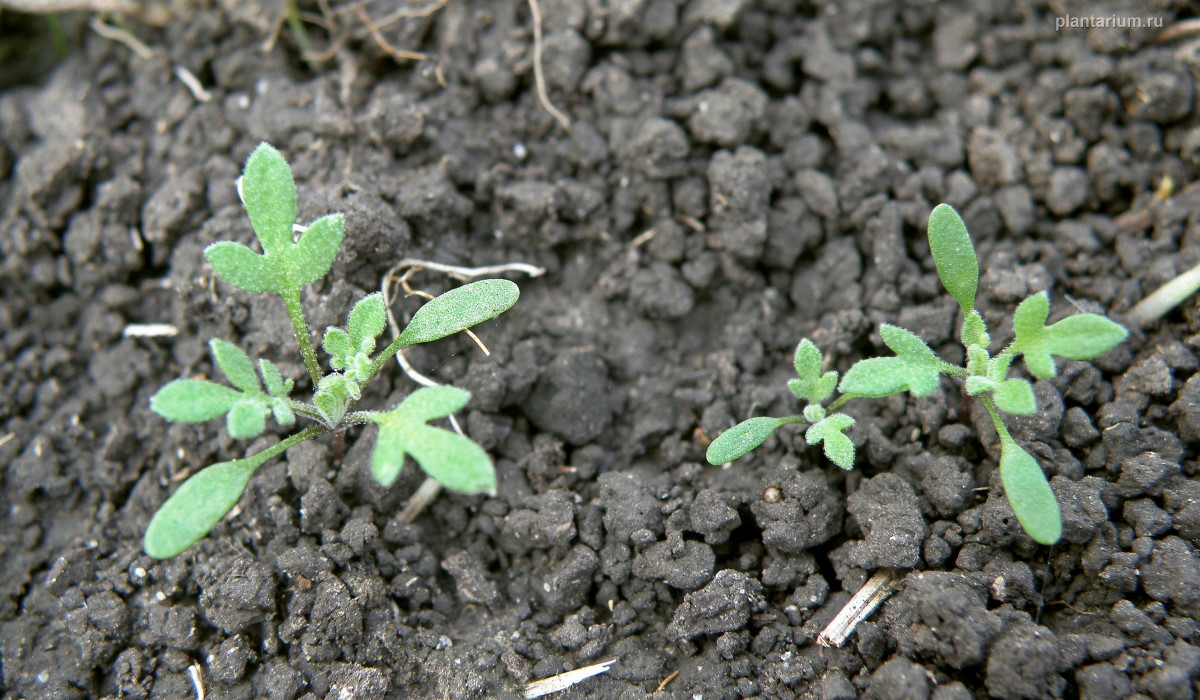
[707,204,1127,545]
[144,143,519,558]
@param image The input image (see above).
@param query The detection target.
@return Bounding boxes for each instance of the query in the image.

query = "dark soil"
[3,1,1200,698]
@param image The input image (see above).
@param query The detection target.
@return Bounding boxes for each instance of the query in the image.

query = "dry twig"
[526,0,571,131]
[817,569,902,648]
[524,659,617,698]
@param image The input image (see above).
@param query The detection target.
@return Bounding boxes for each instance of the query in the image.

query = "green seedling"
[145,143,519,559]
[707,204,1128,545]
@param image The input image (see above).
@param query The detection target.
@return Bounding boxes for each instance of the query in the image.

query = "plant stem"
[1126,261,1200,328]
[365,335,413,383]
[979,393,1014,444]
[247,425,326,467]
[283,0,313,58]
[281,289,322,386]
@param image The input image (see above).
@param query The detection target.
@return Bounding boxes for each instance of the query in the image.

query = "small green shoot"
[145,143,519,559]
[707,203,1128,545]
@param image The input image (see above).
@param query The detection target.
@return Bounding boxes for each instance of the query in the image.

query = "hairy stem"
[281,289,322,386]
[979,393,1014,445]
[365,335,414,383]
[249,425,327,467]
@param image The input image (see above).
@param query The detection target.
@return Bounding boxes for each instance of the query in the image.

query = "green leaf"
[287,213,344,288]
[998,436,1061,545]
[270,398,295,426]
[143,458,259,559]
[404,425,495,494]
[390,386,472,422]
[205,241,280,294]
[706,417,789,465]
[240,143,296,255]
[349,292,387,352]
[928,203,978,313]
[961,310,989,348]
[804,413,856,469]
[788,339,838,403]
[323,327,353,367]
[370,421,409,486]
[992,378,1036,415]
[1011,292,1128,379]
[367,388,495,494]
[839,325,943,398]
[151,380,240,422]
[396,279,520,347]
[210,339,261,394]
[258,359,293,398]
[226,398,269,438]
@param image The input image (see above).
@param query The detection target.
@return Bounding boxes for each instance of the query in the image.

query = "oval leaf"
[210,339,261,393]
[706,417,788,465]
[240,143,296,255]
[205,241,280,294]
[370,425,408,487]
[389,386,472,423]
[1045,314,1128,360]
[143,458,258,558]
[992,379,1036,415]
[151,380,240,423]
[258,359,292,398]
[323,327,353,366]
[396,279,520,347]
[406,425,496,494]
[349,292,387,350]
[226,398,269,439]
[928,203,978,313]
[998,437,1062,545]
[288,213,344,288]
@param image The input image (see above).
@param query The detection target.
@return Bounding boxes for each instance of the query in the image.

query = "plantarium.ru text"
[707,204,1128,545]
[145,143,518,558]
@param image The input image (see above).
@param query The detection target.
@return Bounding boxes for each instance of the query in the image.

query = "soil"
[2,1,1200,698]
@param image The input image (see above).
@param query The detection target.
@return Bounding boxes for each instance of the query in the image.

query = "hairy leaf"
[205,241,280,294]
[151,380,240,423]
[788,339,838,403]
[227,398,269,438]
[992,379,1036,415]
[805,413,856,469]
[1011,292,1128,379]
[368,388,495,494]
[240,143,296,255]
[210,339,261,394]
[961,310,989,348]
[143,458,258,559]
[288,213,344,288]
[323,327,353,367]
[706,417,789,465]
[998,437,1062,545]
[396,279,520,347]
[928,203,978,313]
[349,292,387,351]
[258,359,292,398]
[839,325,943,398]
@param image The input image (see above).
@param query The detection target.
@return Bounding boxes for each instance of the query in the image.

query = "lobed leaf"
[1011,292,1128,379]
[396,279,520,347]
[287,213,344,288]
[348,292,387,351]
[226,398,269,438]
[928,203,978,314]
[839,326,943,398]
[706,417,789,465]
[323,327,353,366]
[143,458,259,558]
[998,436,1062,545]
[240,143,297,255]
[258,359,293,398]
[151,380,240,423]
[804,413,856,469]
[368,388,495,494]
[210,339,261,394]
[205,241,280,294]
[788,339,837,403]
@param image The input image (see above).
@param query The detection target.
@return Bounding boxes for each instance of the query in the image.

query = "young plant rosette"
[706,204,1128,545]
[145,143,518,558]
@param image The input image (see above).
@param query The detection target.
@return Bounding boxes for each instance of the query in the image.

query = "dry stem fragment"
[816,568,902,648]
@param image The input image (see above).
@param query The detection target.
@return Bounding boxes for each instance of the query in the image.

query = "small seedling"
[707,204,1128,545]
[145,143,519,558]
